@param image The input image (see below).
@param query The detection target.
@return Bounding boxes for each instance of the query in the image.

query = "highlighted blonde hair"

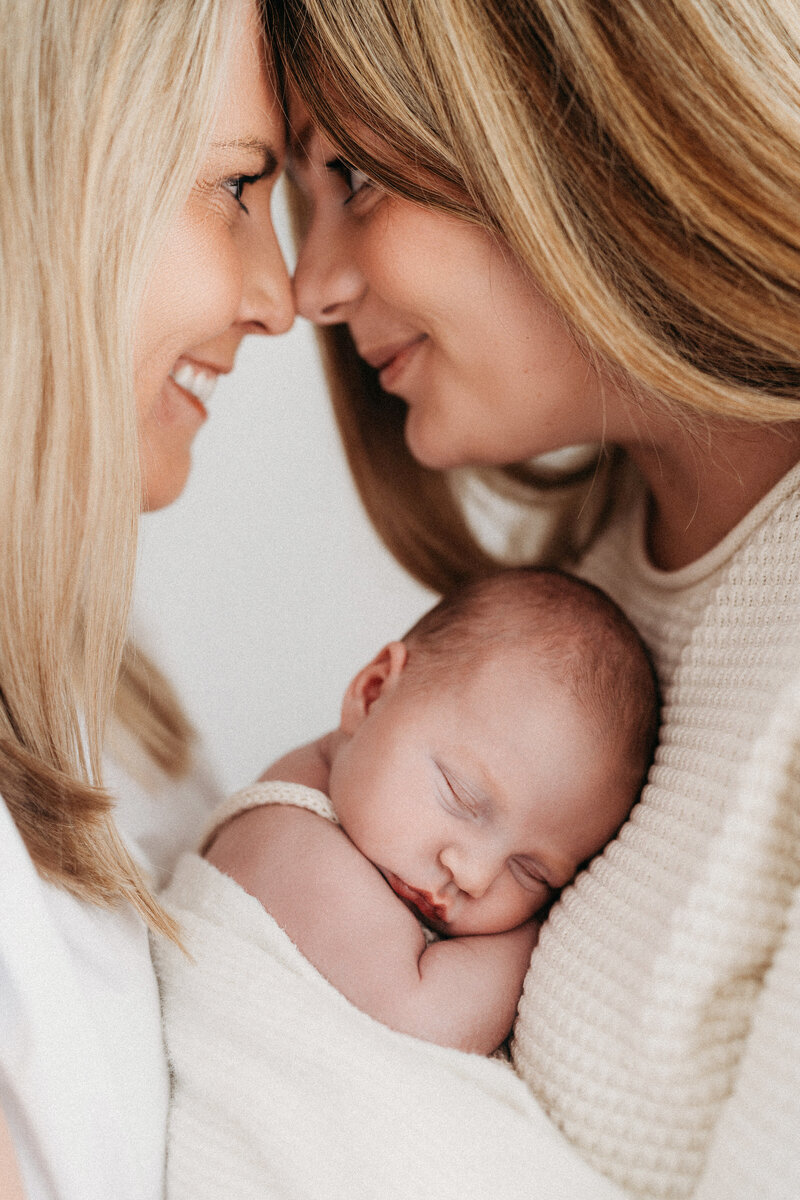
[0,0,238,933]
[269,0,800,591]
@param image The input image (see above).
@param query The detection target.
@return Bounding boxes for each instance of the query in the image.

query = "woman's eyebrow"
[212,138,280,176]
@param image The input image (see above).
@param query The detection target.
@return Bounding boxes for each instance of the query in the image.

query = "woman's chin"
[140,455,193,513]
[403,414,469,472]
[403,423,503,473]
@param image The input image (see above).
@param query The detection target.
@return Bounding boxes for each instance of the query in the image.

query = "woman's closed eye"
[324,157,372,204]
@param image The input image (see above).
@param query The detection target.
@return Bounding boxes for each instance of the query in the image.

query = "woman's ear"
[339,641,408,735]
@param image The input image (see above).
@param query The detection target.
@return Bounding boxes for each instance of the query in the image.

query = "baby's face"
[329,645,634,936]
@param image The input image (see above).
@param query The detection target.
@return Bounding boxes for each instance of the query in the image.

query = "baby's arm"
[205,804,538,1054]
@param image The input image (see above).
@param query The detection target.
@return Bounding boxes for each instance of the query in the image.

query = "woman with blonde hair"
[0,0,293,1196]
[257,0,800,1195]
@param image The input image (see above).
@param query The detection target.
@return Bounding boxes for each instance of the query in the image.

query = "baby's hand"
[497,917,540,975]
[412,917,541,1054]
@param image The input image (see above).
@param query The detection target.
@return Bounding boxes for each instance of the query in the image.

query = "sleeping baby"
[156,567,658,1198]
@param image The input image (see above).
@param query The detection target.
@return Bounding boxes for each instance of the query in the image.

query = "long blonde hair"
[0,0,236,933]
[271,0,800,591]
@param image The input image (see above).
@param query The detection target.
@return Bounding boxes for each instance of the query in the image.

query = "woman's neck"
[625,419,800,571]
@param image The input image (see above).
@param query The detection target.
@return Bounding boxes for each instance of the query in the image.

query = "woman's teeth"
[171,363,218,405]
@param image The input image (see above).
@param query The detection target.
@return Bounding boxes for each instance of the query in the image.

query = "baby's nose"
[439,845,497,900]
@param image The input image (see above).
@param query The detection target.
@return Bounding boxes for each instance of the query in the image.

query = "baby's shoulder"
[205,799,347,896]
[204,796,427,975]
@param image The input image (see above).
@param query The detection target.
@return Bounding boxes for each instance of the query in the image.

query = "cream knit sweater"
[513,463,800,1199]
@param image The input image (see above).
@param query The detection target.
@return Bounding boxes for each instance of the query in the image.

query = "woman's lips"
[384,871,447,925]
[360,335,427,392]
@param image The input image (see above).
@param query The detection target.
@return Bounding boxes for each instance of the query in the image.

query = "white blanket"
[156,852,629,1200]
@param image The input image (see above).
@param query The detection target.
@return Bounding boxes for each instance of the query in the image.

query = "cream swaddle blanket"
[156,782,627,1200]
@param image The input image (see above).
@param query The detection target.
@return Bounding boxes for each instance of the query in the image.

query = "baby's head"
[328,568,658,936]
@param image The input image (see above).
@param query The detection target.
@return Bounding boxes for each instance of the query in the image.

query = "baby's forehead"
[408,643,599,747]
[409,632,572,694]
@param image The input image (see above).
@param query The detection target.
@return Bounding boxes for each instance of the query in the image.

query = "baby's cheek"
[499,882,544,931]
[330,801,377,865]
[451,887,534,937]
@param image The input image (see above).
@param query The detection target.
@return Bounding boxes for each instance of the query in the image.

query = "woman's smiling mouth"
[168,360,220,418]
[360,334,427,392]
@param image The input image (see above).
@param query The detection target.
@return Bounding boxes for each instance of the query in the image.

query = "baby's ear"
[340,641,408,735]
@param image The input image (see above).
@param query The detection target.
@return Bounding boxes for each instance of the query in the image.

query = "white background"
[134,186,433,794]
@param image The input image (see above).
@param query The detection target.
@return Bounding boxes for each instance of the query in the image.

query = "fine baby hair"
[402,567,659,799]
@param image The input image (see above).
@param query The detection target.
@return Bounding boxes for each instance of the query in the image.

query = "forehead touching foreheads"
[402,568,659,789]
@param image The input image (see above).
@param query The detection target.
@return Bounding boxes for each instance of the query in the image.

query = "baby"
[198,567,658,1056]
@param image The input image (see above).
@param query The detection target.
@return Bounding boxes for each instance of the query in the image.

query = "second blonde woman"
[263,0,800,1196]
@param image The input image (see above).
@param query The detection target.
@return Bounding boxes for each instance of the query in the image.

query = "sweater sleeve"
[694,876,800,1199]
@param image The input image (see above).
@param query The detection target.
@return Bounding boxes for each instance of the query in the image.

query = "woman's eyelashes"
[222,170,268,214]
[324,157,372,203]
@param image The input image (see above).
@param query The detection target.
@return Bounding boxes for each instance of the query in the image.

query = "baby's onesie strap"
[198,780,339,855]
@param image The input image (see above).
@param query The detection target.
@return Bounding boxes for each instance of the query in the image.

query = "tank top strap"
[198,780,339,855]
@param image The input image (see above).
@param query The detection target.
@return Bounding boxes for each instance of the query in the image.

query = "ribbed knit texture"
[513,463,800,1199]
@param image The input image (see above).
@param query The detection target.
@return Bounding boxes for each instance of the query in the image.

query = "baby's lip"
[383,871,448,925]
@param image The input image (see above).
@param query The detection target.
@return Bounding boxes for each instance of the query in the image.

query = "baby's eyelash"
[509,858,553,893]
[441,770,480,818]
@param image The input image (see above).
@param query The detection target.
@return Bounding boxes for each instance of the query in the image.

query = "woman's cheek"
[176,225,243,349]
[154,196,244,354]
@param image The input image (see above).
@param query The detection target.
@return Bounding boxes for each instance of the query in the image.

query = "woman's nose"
[293,219,366,325]
[439,844,499,900]
[240,218,295,336]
